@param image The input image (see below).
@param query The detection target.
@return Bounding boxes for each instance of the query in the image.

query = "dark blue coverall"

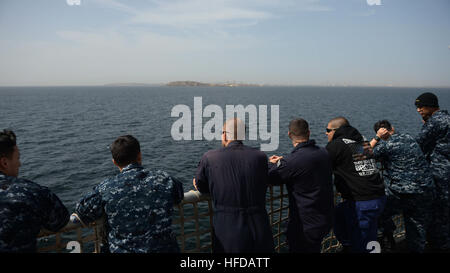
[268,140,334,253]
[195,141,275,253]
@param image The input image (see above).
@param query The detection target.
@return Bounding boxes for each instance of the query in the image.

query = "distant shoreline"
[1,83,450,89]
[166,81,263,87]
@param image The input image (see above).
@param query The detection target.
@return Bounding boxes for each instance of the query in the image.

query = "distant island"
[166,81,263,87]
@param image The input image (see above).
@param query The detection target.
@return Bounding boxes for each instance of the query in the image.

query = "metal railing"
[173,190,214,253]
[37,217,105,253]
[37,185,405,253]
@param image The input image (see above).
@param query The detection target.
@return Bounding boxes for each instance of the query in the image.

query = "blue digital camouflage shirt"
[75,163,184,253]
[0,172,69,252]
[416,110,450,180]
[373,133,434,194]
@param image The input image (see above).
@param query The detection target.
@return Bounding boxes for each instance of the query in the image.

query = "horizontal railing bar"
[184,245,213,253]
[173,214,212,224]
[266,196,289,201]
[177,229,213,239]
[38,191,210,239]
[268,207,289,214]
[271,218,289,226]
[38,220,105,238]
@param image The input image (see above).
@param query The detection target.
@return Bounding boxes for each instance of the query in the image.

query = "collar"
[226,140,244,148]
[423,110,443,124]
[292,139,316,153]
[121,163,143,173]
[434,109,448,116]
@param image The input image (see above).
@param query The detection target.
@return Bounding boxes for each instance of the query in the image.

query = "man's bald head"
[326,117,349,143]
[328,117,350,129]
[223,117,245,141]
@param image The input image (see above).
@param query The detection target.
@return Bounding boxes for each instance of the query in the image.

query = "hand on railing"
[70,213,88,227]
[182,190,210,203]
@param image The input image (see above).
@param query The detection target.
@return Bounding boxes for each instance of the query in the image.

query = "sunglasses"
[326,128,337,133]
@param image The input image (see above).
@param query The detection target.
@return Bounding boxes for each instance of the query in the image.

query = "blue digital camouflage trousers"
[380,189,434,252]
[427,176,450,250]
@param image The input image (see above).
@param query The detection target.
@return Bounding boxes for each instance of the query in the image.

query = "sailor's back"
[195,140,274,253]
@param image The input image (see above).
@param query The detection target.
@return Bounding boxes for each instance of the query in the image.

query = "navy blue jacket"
[195,141,274,253]
[268,140,334,250]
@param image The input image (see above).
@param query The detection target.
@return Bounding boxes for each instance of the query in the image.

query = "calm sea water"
[1,86,449,211]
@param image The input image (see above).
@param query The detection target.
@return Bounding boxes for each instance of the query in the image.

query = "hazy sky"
[0,0,449,87]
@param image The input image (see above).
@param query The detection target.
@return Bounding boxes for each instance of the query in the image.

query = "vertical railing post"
[76,228,83,253]
[207,199,214,253]
[178,204,186,253]
[193,202,200,250]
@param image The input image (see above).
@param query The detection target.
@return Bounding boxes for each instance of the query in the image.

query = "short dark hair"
[373,120,392,133]
[0,130,17,159]
[110,135,141,167]
[289,118,309,139]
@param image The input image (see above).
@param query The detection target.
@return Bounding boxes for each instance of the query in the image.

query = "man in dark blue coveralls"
[0,130,69,252]
[268,118,334,253]
[194,118,274,253]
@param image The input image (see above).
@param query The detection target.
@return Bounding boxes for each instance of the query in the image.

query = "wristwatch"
[374,136,381,142]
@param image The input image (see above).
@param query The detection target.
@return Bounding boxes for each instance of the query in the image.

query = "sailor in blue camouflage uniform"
[75,135,184,253]
[415,92,450,251]
[0,130,69,252]
[370,121,434,252]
